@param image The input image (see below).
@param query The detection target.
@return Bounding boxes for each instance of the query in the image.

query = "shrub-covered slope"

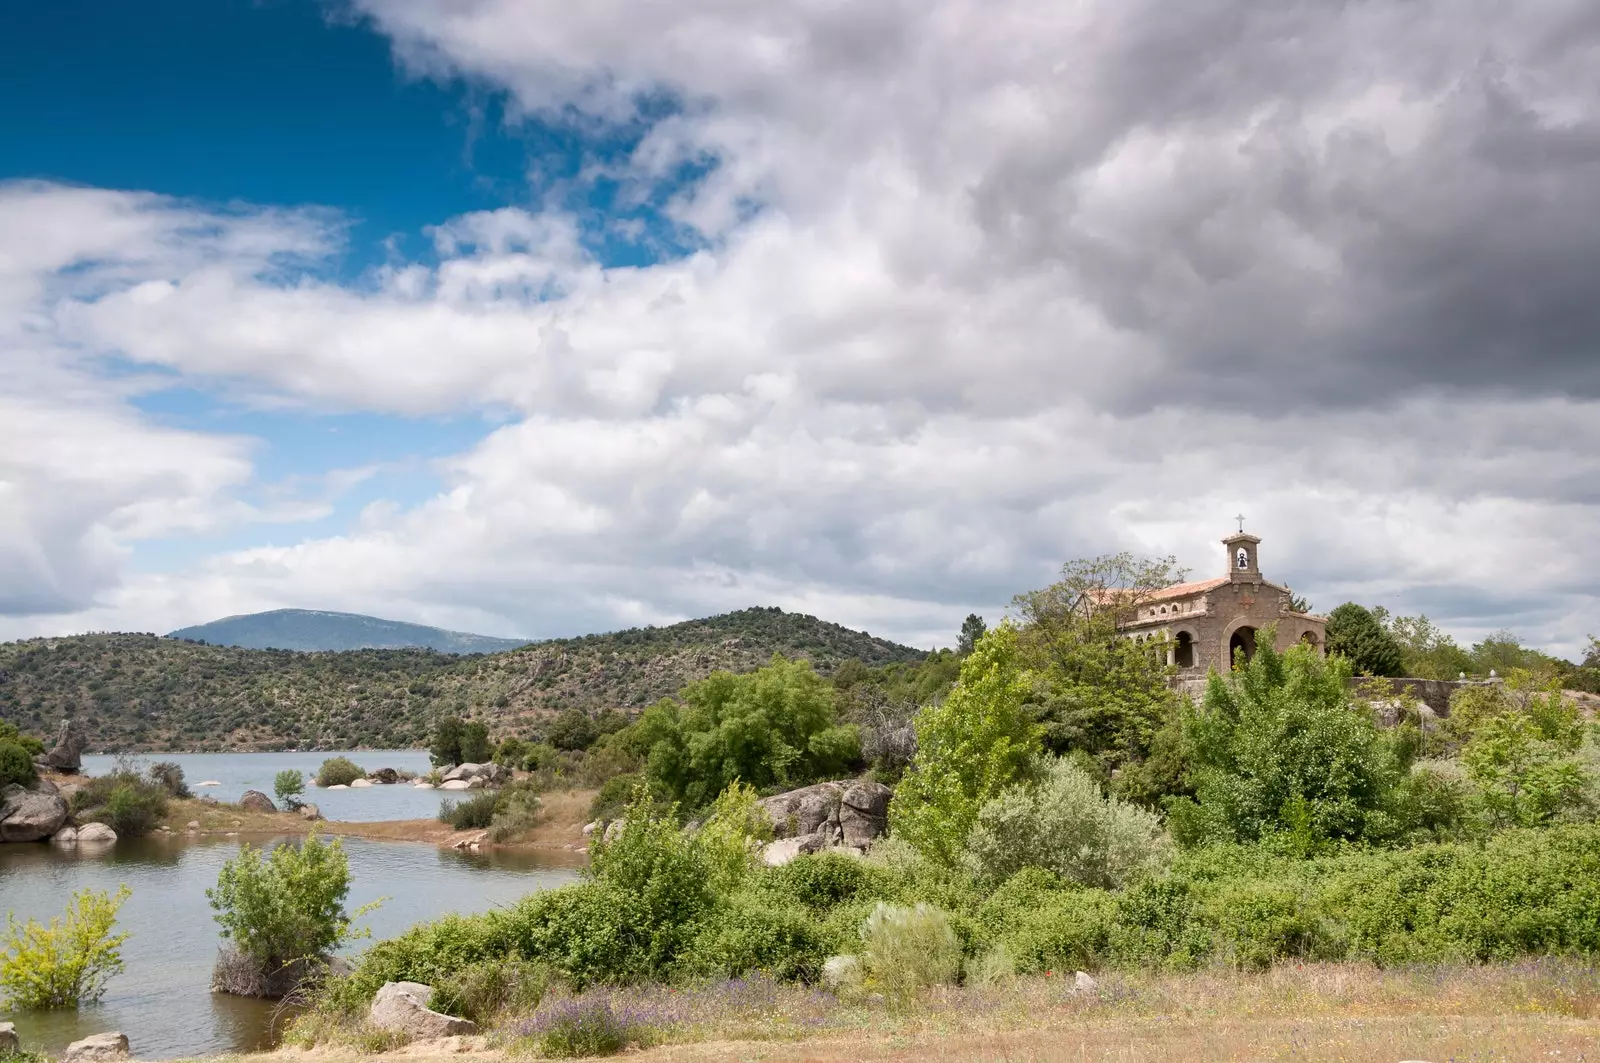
[0,607,926,752]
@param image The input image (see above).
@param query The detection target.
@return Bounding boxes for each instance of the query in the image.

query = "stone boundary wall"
[1173,674,1498,720]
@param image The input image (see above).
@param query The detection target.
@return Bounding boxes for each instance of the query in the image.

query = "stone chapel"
[1116,529,1327,675]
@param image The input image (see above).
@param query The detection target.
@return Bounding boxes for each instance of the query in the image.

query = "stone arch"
[1224,622,1258,668]
[1299,629,1322,656]
[1173,629,1196,669]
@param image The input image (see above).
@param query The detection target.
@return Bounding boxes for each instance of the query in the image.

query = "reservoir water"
[1,752,585,1059]
[79,750,449,822]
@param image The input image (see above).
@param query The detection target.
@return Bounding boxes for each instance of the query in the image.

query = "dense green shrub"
[891,624,1041,865]
[1170,639,1407,848]
[615,656,860,810]
[207,832,368,996]
[0,886,131,1009]
[0,720,45,758]
[428,957,553,1025]
[71,770,168,838]
[681,892,833,982]
[439,790,500,830]
[963,756,1172,887]
[0,741,35,788]
[315,757,364,787]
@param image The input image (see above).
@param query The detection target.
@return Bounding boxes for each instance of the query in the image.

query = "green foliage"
[493,736,530,769]
[427,957,553,1026]
[488,782,545,843]
[207,832,367,970]
[1011,553,1187,776]
[963,756,1173,888]
[1377,612,1474,680]
[430,716,465,767]
[0,741,36,788]
[70,768,168,838]
[0,719,45,757]
[856,902,962,1005]
[527,998,638,1058]
[957,613,987,656]
[1325,603,1405,677]
[315,757,364,787]
[546,709,600,752]
[891,625,1041,865]
[460,721,492,764]
[0,887,131,1009]
[440,790,500,830]
[618,656,860,810]
[1452,674,1587,828]
[147,760,191,798]
[1172,638,1406,848]
[275,769,306,808]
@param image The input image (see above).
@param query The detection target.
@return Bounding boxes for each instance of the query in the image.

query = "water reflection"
[0,834,580,1059]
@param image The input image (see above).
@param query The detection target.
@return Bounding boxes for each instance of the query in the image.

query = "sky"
[2,0,1597,656]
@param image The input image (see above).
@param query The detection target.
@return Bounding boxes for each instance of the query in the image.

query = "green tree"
[1378,612,1473,680]
[1325,603,1405,677]
[1011,553,1185,775]
[460,721,493,764]
[1171,635,1406,848]
[274,769,306,809]
[890,624,1041,865]
[207,833,369,978]
[0,887,131,1009]
[430,716,465,767]
[957,614,987,656]
[546,708,599,751]
[1452,672,1585,828]
[619,656,858,809]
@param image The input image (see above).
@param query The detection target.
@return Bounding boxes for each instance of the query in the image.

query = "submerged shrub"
[857,902,962,1004]
[0,886,131,1009]
[207,832,369,997]
[963,756,1173,887]
[315,757,364,788]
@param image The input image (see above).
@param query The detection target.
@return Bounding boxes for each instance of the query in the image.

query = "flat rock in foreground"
[63,1031,129,1063]
[370,981,479,1039]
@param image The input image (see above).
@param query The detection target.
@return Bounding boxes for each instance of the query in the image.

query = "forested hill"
[167,608,530,654]
[0,607,927,752]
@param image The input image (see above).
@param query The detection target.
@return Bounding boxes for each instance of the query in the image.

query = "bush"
[206,832,368,997]
[519,997,641,1058]
[275,769,306,809]
[428,957,553,1025]
[147,761,191,798]
[0,720,44,758]
[682,892,832,982]
[963,756,1173,887]
[0,741,35,788]
[1325,603,1405,677]
[439,790,500,831]
[856,902,962,1005]
[315,757,364,787]
[890,624,1041,865]
[489,783,545,843]
[0,887,131,1009]
[1170,638,1406,848]
[71,769,168,838]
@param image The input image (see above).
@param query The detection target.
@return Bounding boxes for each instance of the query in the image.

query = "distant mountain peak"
[167,609,528,654]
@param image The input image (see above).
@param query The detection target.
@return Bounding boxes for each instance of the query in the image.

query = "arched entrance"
[1174,630,1195,668]
[1300,630,1320,653]
[1228,626,1257,667]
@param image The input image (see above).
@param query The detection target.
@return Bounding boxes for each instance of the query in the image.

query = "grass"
[260,960,1600,1062]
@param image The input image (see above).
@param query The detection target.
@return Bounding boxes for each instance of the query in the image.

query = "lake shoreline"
[151,789,596,858]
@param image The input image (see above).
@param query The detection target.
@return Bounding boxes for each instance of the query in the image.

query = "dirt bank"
[154,789,597,855]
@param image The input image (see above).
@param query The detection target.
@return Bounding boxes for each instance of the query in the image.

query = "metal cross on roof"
[1235,513,1246,533]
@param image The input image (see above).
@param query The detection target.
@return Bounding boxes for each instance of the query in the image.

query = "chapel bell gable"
[1223,530,1261,583]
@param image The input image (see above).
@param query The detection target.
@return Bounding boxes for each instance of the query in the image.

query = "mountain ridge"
[167,608,530,655]
[1,606,928,751]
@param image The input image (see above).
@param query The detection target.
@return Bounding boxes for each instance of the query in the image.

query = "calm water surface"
[81,750,446,822]
[1,810,582,1058]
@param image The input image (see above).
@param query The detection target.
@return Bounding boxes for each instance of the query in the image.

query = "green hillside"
[0,607,926,752]
[168,608,530,654]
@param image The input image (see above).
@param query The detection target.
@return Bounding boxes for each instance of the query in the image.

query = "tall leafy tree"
[890,624,1042,865]
[1325,603,1406,677]
[1011,553,1185,774]
[429,716,464,767]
